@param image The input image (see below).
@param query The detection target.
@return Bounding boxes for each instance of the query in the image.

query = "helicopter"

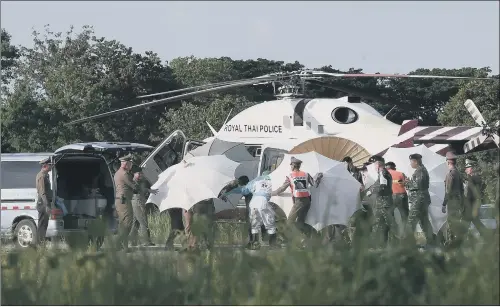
[68,70,499,184]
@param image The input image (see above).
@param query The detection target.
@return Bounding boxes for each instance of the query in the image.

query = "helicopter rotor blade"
[306,71,496,80]
[137,78,263,99]
[66,77,276,125]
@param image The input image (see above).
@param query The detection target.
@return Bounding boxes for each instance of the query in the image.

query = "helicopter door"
[140,130,187,184]
[258,147,288,175]
[183,140,206,157]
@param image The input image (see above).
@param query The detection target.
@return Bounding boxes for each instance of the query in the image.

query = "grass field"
[1,212,499,305]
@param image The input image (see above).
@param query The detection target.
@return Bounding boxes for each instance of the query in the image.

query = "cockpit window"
[331,107,358,124]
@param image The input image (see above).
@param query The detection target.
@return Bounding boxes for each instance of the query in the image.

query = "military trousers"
[372,205,394,247]
[287,196,311,238]
[129,200,152,245]
[393,193,409,224]
[37,206,50,245]
[463,202,488,237]
[115,199,134,250]
[404,196,432,245]
[165,208,184,248]
[446,202,467,247]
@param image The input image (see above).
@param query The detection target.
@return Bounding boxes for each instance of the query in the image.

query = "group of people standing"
[349,151,489,249]
[34,149,490,251]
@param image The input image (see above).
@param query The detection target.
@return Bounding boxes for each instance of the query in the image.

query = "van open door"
[183,140,206,157]
[140,130,187,184]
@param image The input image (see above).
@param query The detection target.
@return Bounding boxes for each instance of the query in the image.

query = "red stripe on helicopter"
[1,206,33,210]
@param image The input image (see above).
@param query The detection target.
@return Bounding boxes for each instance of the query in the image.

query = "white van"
[1,153,55,248]
[1,141,161,248]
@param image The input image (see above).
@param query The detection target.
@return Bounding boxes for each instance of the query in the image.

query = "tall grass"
[1,212,499,305]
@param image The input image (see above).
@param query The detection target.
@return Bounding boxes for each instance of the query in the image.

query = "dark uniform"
[365,155,394,247]
[35,158,53,245]
[404,154,433,245]
[463,159,487,237]
[349,162,375,250]
[442,152,465,247]
[114,154,137,250]
[130,168,154,246]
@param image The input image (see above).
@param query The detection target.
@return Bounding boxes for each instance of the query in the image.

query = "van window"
[1,161,41,189]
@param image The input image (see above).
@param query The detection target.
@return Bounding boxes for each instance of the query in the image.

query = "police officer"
[36,157,53,246]
[463,159,487,237]
[129,165,157,247]
[385,162,409,225]
[365,155,394,247]
[114,154,137,251]
[442,151,465,247]
[403,154,433,246]
[272,157,322,243]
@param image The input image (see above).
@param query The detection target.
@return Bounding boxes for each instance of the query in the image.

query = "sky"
[1,1,499,74]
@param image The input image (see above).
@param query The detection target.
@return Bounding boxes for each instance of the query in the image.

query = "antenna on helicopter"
[384,105,397,119]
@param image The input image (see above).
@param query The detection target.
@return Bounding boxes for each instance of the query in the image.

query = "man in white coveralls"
[221,171,278,249]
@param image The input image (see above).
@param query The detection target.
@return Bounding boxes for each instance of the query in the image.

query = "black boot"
[246,233,256,249]
[269,233,279,249]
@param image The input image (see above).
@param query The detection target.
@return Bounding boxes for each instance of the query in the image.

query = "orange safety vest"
[388,169,407,195]
[288,171,311,198]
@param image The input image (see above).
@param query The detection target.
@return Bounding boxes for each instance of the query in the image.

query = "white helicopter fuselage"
[207,97,402,155]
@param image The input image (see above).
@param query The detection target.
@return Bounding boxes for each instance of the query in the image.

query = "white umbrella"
[152,155,240,212]
[383,145,448,234]
[184,138,259,180]
[269,152,362,231]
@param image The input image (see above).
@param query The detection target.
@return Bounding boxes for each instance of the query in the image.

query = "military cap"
[39,157,53,165]
[465,159,476,168]
[368,155,384,164]
[290,157,302,164]
[409,153,422,160]
[119,154,133,162]
[445,151,457,160]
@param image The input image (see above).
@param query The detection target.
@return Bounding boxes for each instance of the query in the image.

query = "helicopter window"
[331,107,358,124]
[317,125,324,134]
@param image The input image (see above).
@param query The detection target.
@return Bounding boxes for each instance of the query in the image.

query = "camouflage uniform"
[404,164,433,245]
[464,172,487,236]
[443,166,465,246]
[369,167,394,247]
[130,176,154,246]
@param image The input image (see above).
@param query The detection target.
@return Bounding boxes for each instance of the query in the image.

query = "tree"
[1,28,19,85]
[438,76,500,202]
[1,25,176,152]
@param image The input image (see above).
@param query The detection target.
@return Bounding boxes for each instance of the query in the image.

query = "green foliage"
[1,28,20,85]
[2,215,499,305]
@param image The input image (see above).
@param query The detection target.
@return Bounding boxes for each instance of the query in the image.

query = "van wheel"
[14,219,37,248]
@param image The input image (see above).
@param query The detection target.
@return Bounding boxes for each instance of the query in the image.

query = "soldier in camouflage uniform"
[441,151,465,247]
[463,159,488,237]
[365,155,394,247]
[129,166,157,246]
[403,153,433,246]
